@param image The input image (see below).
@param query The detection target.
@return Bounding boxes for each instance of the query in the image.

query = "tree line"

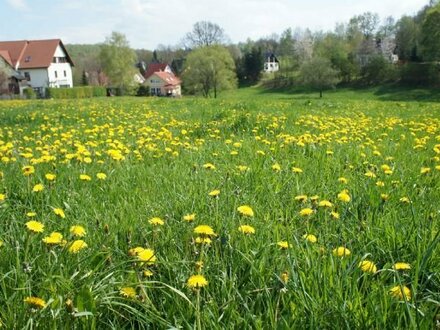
[66,0,440,98]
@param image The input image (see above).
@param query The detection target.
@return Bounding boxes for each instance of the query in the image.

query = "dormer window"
[25,56,31,62]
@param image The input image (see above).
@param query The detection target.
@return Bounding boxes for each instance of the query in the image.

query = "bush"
[23,88,36,99]
[360,55,398,85]
[136,85,150,97]
[47,86,107,99]
[399,63,440,87]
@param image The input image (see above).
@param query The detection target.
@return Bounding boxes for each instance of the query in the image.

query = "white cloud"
[6,0,29,11]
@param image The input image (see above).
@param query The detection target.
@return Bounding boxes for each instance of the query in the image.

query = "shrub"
[136,85,150,97]
[47,86,107,99]
[23,88,36,99]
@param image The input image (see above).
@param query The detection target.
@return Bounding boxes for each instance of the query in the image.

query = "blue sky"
[0,0,429,49]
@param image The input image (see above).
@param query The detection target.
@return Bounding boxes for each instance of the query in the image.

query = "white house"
[143,63,181,97]
[0,39,74,97]
[264,53,280,73]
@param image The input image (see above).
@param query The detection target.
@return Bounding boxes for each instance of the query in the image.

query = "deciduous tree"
[299,57,340,98]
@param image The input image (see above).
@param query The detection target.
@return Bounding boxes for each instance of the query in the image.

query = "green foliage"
[183,45,237,98]
[361,55,398,85]
[299,57,340,97]
[421,4,440,61]
[399,63,440,87]
[47,86,107,99]
[136,85,150,97]
[100,32,138,90]
[23,88,36,99]
[237,46,264,85]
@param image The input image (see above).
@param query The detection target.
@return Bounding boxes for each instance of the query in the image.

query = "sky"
[0,0,429,49]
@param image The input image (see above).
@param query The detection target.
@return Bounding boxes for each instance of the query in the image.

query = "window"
[25,56,31,62]
[64,70,67,77]
[53,57,57,63]
[54,71,58,78]
[24,72,31,81]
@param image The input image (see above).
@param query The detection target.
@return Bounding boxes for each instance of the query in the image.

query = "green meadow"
[0,89,439,329]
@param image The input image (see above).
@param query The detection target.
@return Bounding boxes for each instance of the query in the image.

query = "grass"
[0,91,439,328]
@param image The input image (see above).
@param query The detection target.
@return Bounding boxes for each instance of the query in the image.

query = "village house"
[0,39,74,97]
[143,63,181,97]
[264,52,280,73]
[0,50,27,97]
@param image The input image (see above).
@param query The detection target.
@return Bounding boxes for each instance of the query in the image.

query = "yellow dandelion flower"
[338,177,348,184]
[68,240,88,253]
[32,184,44,193]
[338,190,351,203]
[238,225,255,234]
[24,296,46,309]
[120,287,137,298]
[96,173,107,180]
[333,247,351,257]
[331,211,340,219]
[399,197,410,204]
[381,194,389,201]
[420,167,431,174]
[281,271,289,284]
[303,234,317,243]
[389,285,411,300]
[194,225,216,236]
[195,261,204,272]
[359,260,377,273]
[237,205,254,217]
[143,269,154,277]
[365,171,376,178]
[137,248,156,265]
[310,195,319,202]
[299,208,314,216]
[149,217,164,226]
[376,181,385,187]
[195,237,212,245]
[42,232,63,245]
[318,200,333,208]
[22,165,35,176]
[203,163,216,170]
[25,221,44,233]
[294,195,308,202]
[187,274,208,289]
[26,212,37,217]
[0,193,5,202]
[70,225,86,237]
[183,213,196,222]
[272,163,281,171]
[45,173,56,181]
[79,174,91,181]
[292,167,303,173]
[393,262,411,270]
[277,241,290,249]
[208,189,220,197]
[53,208,65,218]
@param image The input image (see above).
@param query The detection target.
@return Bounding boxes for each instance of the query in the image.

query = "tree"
[395,16,421,61]
[299,57,340,98]
[183,45,237,98]
[100,31,137,93]
[421,4,440,61]
[238,46,264,84]
[184,21,228,48]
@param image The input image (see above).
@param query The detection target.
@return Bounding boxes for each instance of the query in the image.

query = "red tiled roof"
[152,71,181,86]
[0,50,13,66]
[143,63,169,79]
[0,39,74,69]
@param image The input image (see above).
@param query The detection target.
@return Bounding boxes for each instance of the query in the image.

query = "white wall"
[47,45,73,88]
[23,68,49,89]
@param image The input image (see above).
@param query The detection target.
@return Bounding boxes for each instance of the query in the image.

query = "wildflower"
[68,240,88,253]
[376,181,385,187]
[333,247,351,257]
[42,232,63,245]
[365,171,376,178]
[331,211,340,219]
[208,189,220,197]
[183,213,196,222]
[292,167,303,173]
[299,208,314,216]
[318,200,333,208]
[45,173,56,181]
[389,285,411,300]
[359,260,377,273]
[79,174,91,181]
[137,248,156,265]
[310,195,319,202]
[96,173,107,180]
[303,234,317,243]
[393,262,411,271]
[26,221,44,233]
[32,184,44,193]
[420,167,431,174]
[277,241,290,249]
[195,261,204,272]
[143,269,153,277]
[187,274,208,289]
[337,190,351,203]
[399,197,410,204]
[26,212,37,217]
[195,237,212,245]
[381,194,389,201]
[24,296,46,309]
[237,165,249,172]
[238,225,256,234]
[149,217,164,226]
[237,205,254,217]
[53,208,65,218]
[120,287,136,298]
[272,163,281,171]
[338,177,348,184]
[203,163,216,170]
[0,193,5,202]
[281,271,289,284]
[294,195,308,202]
[194,225,216,236]
[70,225,86,237]
[22,165,35,176]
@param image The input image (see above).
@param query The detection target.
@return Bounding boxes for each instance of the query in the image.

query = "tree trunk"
[319,89,322,98]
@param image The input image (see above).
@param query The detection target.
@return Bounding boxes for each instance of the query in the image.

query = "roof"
[150,71,181,86]
[0,39,74,69]
[0,50,13,66]
[143,63,169,79]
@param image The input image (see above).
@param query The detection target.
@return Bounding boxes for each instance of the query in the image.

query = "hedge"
[47,86,107,99]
